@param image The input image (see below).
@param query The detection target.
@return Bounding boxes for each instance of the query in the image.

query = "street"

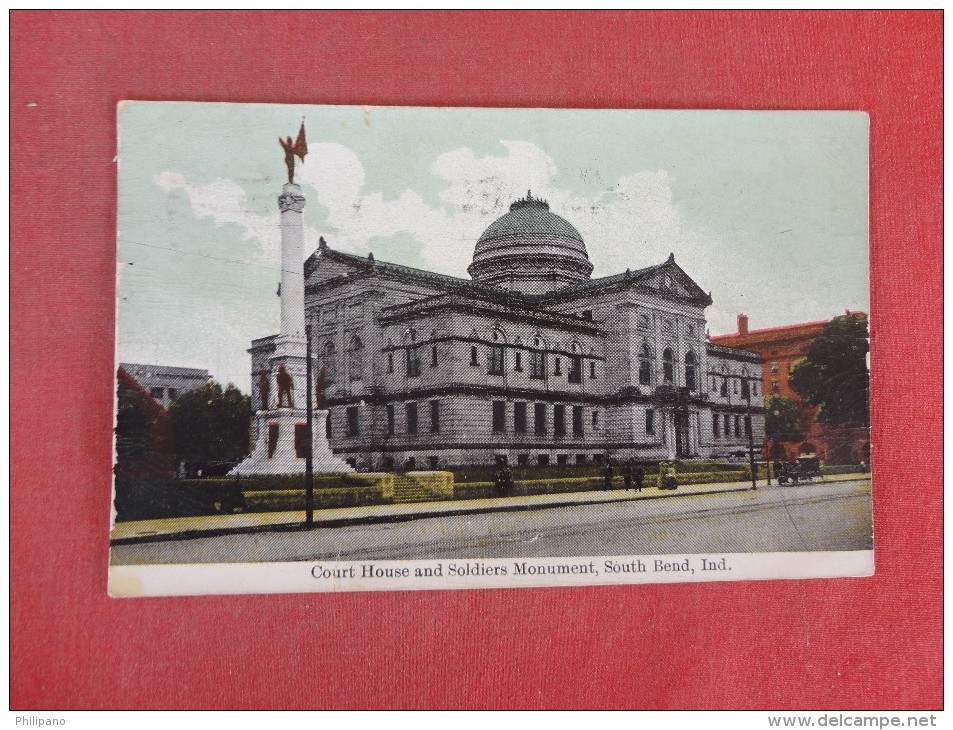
[111,479,872,565]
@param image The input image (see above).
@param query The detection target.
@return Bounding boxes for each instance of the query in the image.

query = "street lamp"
[305,323,314,526]
[742,377,757,490]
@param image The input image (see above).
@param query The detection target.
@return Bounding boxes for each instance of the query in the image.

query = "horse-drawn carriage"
[775,456,822,485]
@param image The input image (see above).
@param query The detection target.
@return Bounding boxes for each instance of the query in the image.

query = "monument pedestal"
[229,408,353,476]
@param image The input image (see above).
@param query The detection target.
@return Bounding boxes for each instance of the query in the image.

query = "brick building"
[710,312,869,464]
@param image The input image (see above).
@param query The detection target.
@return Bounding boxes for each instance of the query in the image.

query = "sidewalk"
[110,472,869,545]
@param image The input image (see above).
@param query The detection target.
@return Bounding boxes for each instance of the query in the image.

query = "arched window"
[684,352,697,391]
[322,340,337,379]
[662,348,674,383]
[348,336,363,381]
[639,343,652,386]
[637,314,650,330]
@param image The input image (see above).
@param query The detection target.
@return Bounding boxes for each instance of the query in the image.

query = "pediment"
[304,250,368,287]
[639,260,711,305]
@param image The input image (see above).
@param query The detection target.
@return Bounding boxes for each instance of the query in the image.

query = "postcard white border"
[109,550,874,597]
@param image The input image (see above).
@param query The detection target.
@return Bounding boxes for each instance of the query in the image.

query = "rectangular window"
[530,351,546,379]
[589,362,596,379]
[492,401,506,433]
[554,405,566,436]
[734,415,741,437]
[406,403,418,434]
[557,454,568,466]
[514,402,527,433]
[572,406,583,436]
[592,410,600,428]
[639,359,651,386]
[430,400,440,433]
[428,456,438,470]
[568,356,582,384]
[534,403,547,434]
[537,454,550,467]
[470,346,478,366]
[713,413,721,438]
[741,379,750,398]
[387,353,394,373]
[646,408,655,435]
[295,423,309,457]
[386,404,394,436]
[488,345,504,375]
[150,387,164,400]
[744,415,752,437]
[581,310,593,320]
[554,357,562,375]
[167,388,178,400]
[724,414,730,436]
[325,412,332,439]
[734,379,740,394]
[346,406,360,437]
[514,352,523,372]
[517,454,529,467]
[431,346,438,367]
[575,454,587,464]
[406,347,421,377]
[753,382,759,396]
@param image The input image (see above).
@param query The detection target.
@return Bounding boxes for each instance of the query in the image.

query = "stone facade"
[119,363,210,409]
[248,195,765,471]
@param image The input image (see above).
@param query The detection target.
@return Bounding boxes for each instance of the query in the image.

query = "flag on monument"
[293,122,308,161]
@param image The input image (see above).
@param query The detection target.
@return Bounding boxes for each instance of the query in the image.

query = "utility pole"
[305,323,314,526]
[744,376,757,490]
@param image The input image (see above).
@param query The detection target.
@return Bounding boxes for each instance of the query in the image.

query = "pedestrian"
[501,463,514,497]
[623,460,633,490]
[602,461,614,491]
[493,464,506,497]
[634,463,645,492]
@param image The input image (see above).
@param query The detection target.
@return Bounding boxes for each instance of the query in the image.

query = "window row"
[711,413,752,438]
[329,401,443,438]
[638,347,697,389]
[386,345,600,381]
[708,374,759,397]
[491,402,599,436]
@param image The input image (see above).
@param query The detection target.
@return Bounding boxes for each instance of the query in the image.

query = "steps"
[392,474,443,504]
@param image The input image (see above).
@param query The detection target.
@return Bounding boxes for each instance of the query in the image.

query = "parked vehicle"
[777,456,822,485]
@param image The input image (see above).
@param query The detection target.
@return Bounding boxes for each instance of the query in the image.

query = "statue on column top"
[279,120,309,184]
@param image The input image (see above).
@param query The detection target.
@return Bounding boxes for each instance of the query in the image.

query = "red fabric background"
[10,11,942,709]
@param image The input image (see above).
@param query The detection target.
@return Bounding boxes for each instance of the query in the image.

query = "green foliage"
[169,381,252,465]
[115,377,152,465]
[764,394,803,442]
[790,314,870,428]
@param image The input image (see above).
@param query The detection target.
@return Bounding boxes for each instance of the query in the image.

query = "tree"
[764,394,803,443]
[169,381,251,473]
[789,313,870,428]
[114,368,177,484]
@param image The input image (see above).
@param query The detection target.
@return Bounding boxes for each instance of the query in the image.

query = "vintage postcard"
[109,103,872,596]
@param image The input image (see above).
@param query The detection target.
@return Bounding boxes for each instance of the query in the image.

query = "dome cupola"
[468,191,593,294]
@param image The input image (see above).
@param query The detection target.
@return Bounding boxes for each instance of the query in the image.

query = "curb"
[111,483,760,546]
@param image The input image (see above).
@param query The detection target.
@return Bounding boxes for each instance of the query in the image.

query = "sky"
[117,103,869,391]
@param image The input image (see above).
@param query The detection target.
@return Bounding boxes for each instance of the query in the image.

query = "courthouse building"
[249,193,764,471]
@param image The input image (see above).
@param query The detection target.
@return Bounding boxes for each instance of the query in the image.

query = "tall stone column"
[278,183,306,341]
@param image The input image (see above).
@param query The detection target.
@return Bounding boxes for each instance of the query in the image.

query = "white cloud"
[154,140,721,284]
